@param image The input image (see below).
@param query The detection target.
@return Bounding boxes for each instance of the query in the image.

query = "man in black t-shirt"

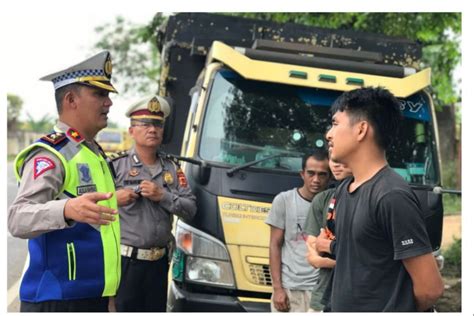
[316,87,443,312]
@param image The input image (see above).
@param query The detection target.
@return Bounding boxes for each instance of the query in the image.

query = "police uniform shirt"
[8,121,102,239]
[112,147,197,249]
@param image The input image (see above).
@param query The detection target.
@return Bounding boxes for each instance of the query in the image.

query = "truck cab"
[96,128,132,154]
[158,13,444,312]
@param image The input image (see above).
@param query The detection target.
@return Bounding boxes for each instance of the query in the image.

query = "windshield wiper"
[226,153,298,177]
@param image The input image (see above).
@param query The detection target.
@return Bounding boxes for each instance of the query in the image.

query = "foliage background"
[93,13,461,110]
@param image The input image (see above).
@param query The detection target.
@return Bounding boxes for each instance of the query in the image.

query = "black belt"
[120,244,166,261]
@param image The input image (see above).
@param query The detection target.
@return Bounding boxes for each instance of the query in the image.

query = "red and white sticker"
[33,157,56,179]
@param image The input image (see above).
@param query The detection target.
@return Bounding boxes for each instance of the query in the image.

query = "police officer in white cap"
[8,51,121,312]
[112,95,197,312]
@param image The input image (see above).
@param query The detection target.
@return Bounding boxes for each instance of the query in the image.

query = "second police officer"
[112,95,197,312]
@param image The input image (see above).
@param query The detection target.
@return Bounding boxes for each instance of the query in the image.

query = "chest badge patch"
[129,168,140,177]
[78,164,92,183]
[163,171,174,185]
[33,157,56,179]
[176,168,188,188]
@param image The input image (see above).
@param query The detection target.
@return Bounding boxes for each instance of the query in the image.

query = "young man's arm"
[306,235,336,268]
[379,189,444,312]
[269,226,290,312]
[402,253,444,311]
[314,228,334,255]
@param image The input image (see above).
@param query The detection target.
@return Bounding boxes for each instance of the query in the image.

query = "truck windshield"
[199,69,439,185]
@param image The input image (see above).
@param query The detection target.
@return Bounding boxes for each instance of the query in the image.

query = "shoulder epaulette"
[40,132,67,145]
[108,150,129,161]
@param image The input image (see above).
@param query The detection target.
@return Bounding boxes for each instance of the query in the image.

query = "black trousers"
[115,254,169,312]
[20,297,109,312]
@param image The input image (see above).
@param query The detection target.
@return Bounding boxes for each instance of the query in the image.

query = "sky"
[3,5,160,128]
[1,0,473,312]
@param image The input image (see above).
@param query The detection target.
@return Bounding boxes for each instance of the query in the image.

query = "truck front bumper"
[167,281,270,312]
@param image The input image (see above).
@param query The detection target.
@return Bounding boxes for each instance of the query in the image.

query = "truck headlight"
[175,220,236,288]
[186,257,235,287]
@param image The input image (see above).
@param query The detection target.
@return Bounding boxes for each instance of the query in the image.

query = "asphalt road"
[7,162,28,312]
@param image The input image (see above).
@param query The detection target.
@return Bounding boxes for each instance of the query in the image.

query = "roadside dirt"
[436,277,461,312]
[436,214,461,312]
[441,214,461,250]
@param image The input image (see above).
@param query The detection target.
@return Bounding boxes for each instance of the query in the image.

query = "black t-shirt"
[330,166,433,312]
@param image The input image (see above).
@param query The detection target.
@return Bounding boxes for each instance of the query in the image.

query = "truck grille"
[248,264,272,286]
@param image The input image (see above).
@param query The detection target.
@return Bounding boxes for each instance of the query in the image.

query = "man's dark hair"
[302,148,329,170]
[330,87,402,150]
[54,84,83,114]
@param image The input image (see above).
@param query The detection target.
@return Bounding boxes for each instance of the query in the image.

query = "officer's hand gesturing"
[64,192,118,225]
[139,180,164,202]
[116,188,140,206]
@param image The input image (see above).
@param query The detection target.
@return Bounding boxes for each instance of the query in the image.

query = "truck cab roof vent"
[239,42,408,78]
[252,39,383,64]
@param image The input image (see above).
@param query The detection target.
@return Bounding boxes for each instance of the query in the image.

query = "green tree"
[107,120,119,129]
[7,93,23,132]
[23,112,54,133]
[94,13,461,106]
[93,14,165,96]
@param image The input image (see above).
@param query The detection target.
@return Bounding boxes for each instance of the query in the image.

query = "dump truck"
[156,13,445,312]
[96,127,132,154]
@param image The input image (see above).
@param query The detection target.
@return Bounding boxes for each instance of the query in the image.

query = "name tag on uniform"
[77,184,97,196]
[124,179,143,186]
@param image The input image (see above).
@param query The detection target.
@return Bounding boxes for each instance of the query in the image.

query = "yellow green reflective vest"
[14,131,121,302]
